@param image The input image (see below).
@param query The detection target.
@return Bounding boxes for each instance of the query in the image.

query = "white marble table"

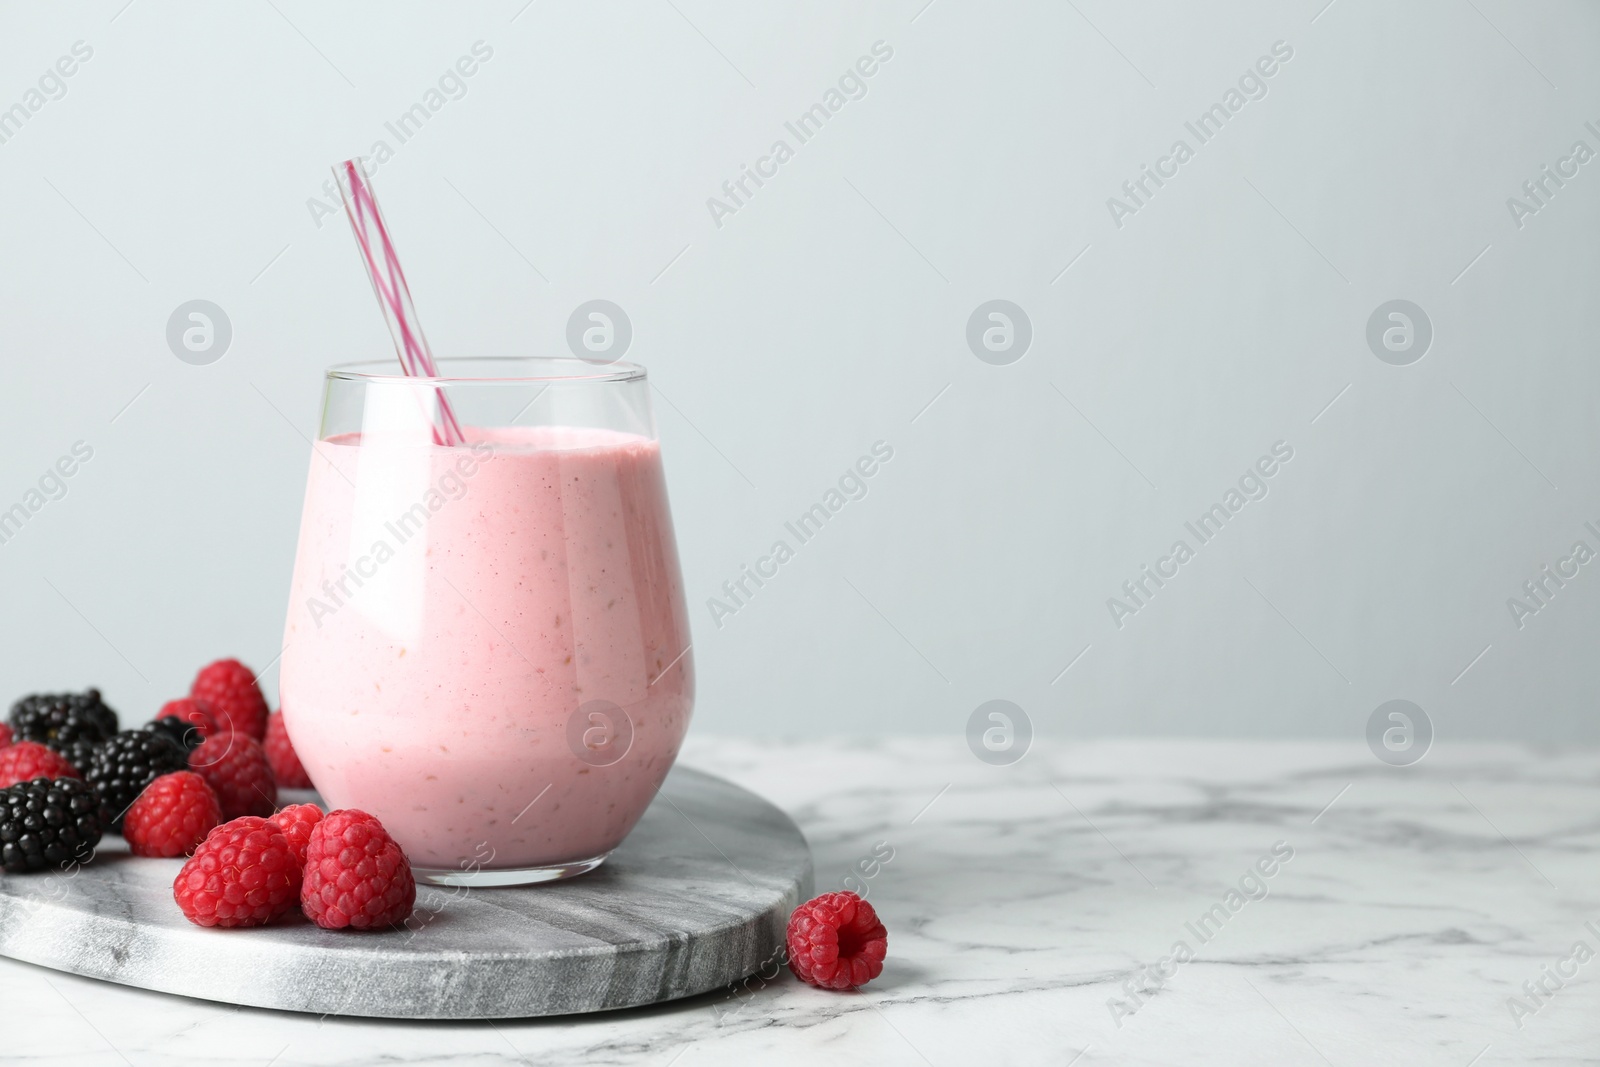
[4,737,1596,1066]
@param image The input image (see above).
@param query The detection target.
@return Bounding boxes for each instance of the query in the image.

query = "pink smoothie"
[279,425,693,871]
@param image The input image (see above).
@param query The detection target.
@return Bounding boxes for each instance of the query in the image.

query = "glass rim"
[325,356,647,385]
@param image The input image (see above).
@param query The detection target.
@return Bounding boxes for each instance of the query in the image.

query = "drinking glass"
[279,357,694,886]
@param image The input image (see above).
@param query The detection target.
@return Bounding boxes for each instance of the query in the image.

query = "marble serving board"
[0,766,813,1019]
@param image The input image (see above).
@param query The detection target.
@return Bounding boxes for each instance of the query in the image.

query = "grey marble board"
[0,766,813,1019]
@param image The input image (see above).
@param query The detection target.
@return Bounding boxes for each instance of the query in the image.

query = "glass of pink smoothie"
[279,357,694,886]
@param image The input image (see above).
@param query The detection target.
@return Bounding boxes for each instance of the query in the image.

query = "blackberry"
[9,690,120,773]
[58,736,103,776]
[83,729,187,831]
[147,715,204,754]
[0,777,103,873]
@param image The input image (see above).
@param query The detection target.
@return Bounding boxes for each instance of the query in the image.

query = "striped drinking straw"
[333,157,465,446]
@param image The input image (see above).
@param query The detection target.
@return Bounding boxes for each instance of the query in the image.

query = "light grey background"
[0,1,1595,741]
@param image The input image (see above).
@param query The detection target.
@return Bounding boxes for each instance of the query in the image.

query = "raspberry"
[268,803,323,867]
[301,810,416,930]
[189,733,276,820]
[123,772,223,858]
[0,723,12,747]
[0,741,82,788]
[786,891,888,990]
[190,659,268,739]
[173,816,301,927]
[263,711,312,789]
[152,699,215,752]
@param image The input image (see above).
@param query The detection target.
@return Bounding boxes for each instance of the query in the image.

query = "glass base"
[412,851,612,888]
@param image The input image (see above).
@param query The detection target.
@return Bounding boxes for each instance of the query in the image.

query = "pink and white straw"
[333,158,464,446]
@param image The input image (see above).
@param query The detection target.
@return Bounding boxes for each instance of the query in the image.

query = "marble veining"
[0,765,813,1019]
[3,738,1597,1065]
